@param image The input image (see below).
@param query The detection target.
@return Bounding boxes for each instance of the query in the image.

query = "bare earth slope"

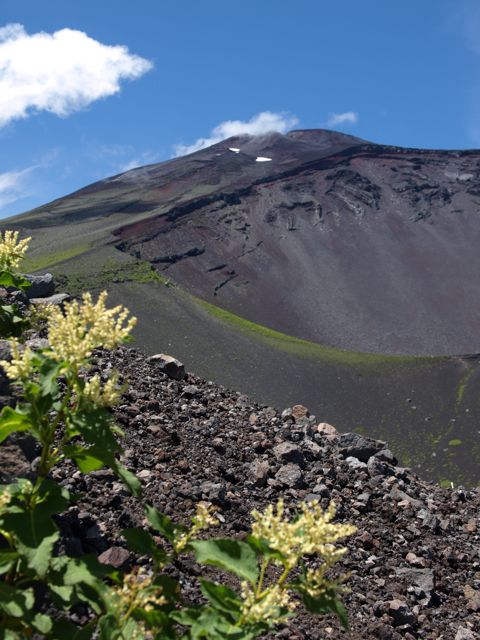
[10,129,480,355]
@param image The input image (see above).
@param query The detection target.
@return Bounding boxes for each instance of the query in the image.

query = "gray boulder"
[30,293,71,307]
[24,273,55,299]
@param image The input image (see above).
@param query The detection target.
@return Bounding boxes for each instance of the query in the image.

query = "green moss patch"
[448,439,463,447]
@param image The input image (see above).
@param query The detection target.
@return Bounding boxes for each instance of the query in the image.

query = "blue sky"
[1,0,479,218]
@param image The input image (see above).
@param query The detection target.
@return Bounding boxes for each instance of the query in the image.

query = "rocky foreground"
[1,338,480,639]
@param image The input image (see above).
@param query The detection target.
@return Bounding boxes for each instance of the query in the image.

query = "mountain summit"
[16,128,480,356]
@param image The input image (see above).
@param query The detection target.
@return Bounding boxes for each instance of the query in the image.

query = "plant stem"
[256,558,268,597]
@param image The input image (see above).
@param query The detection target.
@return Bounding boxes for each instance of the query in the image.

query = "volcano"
[5,129,480,485]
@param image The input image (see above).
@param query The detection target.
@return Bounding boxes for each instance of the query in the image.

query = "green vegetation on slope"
[198,298,432,369]
[22,242,92,272]
[55,256,170,296]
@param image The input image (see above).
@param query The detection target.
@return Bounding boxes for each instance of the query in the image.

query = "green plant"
[0,230,32,338]
[0,242,356,637]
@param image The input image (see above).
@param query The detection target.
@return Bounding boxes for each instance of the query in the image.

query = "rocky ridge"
[2,331,479,639]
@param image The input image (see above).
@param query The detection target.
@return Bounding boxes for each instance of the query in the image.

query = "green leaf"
[50,620,95,640]
[71,408,119,451]
[0,406,33,443]
[145,505,184,542]
[199,579,241,616]
[63,444,109,473]
[38,356,63,397]
[98,614,138,640]
[2,480,68,577]
[190,539,259,585]
[114,463,142,498]
[48,556,110,612]
[20,529,59,577]
[30,613,53,634]
[301,588,349,629]
[0,584,34,617]
[122,528,167,565]
[0,304,28,338]
[0,271,31,290]
[0,550,19,575]
[173,608,252,639]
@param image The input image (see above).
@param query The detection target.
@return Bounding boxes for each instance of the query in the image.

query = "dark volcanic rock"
[339,432,385,462]
[146,353,186,380]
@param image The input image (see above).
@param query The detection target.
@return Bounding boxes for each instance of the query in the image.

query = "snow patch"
[228,147,240,154]
[255,156,272,162]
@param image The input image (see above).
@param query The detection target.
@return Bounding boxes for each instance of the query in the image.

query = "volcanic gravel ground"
[2,344,480,639]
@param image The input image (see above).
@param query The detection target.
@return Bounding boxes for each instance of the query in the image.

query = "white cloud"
[326,111,359,127]
[0,23,152,127]
[174,111,299,156]
[0,167,33,209]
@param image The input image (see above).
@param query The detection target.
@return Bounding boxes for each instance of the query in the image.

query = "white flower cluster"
[240,582,295,625]
[48,291,137,367]
[251,499,356,570]
[0,230,30,271]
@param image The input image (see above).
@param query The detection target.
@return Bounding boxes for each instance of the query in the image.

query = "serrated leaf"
[20,529,59,577]
[99,614,137,640]
[0,406,33,443]
[71,408,119,451]
[190,539,259,585]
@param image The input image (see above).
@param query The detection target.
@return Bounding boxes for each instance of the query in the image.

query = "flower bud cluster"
[251,499,356,570]
[240,582,295,625]
[113,567,166,613]
[83,372,123,407]
[0,230,31,271]
[48,291,137,368]
[0,340,34,381]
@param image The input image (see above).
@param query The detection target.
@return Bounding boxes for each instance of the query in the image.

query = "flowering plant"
[0,230,32,337]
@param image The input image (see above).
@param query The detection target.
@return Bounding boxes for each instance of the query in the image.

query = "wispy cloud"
[0,23,153,127]
[174,111,299,156]
[326,111,359,127]
[117,151,161,173]
[0,167,34,209]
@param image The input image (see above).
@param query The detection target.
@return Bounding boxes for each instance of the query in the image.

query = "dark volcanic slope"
[11,129,480,356]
